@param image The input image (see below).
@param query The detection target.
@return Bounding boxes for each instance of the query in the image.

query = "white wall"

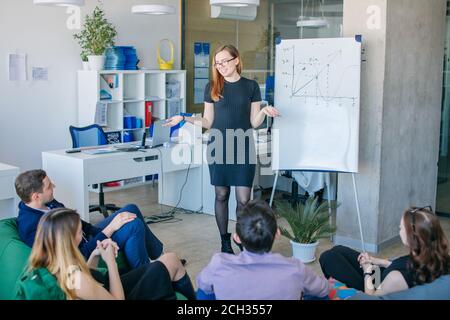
[0,0,181,171]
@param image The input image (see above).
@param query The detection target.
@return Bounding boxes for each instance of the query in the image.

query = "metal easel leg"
[325,172,333,241]
[269,170,279,207]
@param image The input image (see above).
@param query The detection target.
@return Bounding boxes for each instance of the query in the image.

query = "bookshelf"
[77,70,186,144]
[77,70,186,192]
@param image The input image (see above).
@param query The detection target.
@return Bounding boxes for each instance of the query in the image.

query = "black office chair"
[281,171,307,206]
[69,124,121,218]
[281,171,325,206]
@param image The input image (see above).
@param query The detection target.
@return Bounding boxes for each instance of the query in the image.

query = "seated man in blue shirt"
[15,169,164,270]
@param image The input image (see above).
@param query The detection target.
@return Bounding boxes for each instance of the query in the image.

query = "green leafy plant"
[73,6,117,57]
[276,197,337,244]
[80,50,89,62]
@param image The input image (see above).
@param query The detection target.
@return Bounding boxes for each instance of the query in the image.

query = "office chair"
[281,171,325,206]
[281,171,308,206]
[69,124,121,218]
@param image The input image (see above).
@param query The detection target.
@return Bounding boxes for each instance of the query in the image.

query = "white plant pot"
[87,55,105,71]
[290,240,319,263]
[82,61,90,70]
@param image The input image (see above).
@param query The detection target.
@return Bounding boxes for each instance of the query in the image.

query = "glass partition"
[183,0,343,113]
[436,0,450,216]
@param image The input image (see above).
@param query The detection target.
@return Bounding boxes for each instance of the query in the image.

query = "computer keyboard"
[114,146,141,152]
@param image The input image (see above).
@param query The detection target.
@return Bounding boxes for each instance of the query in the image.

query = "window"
[182,0,343,112]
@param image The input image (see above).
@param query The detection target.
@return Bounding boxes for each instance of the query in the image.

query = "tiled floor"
[89,184,450,288]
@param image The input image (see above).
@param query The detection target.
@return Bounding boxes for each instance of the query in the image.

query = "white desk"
[0,163,20,219]
[42,129,276,223]
[42,143,202,222]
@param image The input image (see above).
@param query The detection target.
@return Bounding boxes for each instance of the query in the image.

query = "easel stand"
[269,171,366,252]
[269,170,279,208]
[352,173,366,252]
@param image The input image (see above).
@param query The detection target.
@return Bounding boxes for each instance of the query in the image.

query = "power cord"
[145,147,172,224]
[145,143,203,224]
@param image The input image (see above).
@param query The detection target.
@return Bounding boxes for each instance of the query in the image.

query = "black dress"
[204,77,262,187]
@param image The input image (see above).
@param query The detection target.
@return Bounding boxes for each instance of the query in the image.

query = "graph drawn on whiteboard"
[272,37,361,173]
[282,47,358,107]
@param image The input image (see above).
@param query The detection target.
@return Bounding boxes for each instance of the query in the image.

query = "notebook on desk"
[115,120,171,152]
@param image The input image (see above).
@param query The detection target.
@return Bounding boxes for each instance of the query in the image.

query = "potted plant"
[80,50,89,70]
[74,6,117,71]
[276,197,337,263]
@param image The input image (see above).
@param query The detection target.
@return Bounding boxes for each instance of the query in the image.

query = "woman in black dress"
[319,206,450,296]
[165,44,280,253]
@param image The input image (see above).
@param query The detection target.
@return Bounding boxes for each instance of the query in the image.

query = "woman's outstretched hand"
[163,115,183,127]
[261,106,281,118]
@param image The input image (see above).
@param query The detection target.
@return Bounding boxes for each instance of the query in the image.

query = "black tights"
[214,186,252,235]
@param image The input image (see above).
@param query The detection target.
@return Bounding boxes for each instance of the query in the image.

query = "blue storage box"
[124,115,137,129]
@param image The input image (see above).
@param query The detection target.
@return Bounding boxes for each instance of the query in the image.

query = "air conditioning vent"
[210,5,257,21]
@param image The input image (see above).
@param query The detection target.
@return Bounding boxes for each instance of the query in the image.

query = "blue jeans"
[95,204,163,269]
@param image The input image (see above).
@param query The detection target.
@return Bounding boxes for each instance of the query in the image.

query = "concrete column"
[336,0,446,252]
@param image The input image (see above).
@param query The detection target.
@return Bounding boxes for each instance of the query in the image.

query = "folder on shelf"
[94,102,108,126]
[145,101,153,128]
[166,99,181,118]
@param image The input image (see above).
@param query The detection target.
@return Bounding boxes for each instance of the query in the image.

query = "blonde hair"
[211,44,242,102]
[28,208,95,300]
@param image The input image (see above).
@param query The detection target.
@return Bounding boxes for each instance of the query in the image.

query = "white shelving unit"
[78,69,186,142]
[77,70,186,192]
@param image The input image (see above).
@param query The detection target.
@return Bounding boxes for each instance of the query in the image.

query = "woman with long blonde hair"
[165,44,280,254]
[27,208,196,300]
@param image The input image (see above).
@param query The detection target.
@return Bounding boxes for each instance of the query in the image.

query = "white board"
[272,37,361,173]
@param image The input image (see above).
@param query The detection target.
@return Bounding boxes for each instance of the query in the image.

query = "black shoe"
[233,238,243,252]
[180,258,187,266]
[220,233,234,254]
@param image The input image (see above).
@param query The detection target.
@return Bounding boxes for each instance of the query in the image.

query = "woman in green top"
[26,208,195,300]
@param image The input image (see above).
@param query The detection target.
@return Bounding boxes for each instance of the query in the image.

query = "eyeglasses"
[214,57,236,68]
[409,206,433,231]
[409,206,433,214]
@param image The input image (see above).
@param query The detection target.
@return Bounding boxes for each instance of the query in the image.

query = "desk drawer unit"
[85,156,160,185]
[0,175,16,200]
[0,163,19,219]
